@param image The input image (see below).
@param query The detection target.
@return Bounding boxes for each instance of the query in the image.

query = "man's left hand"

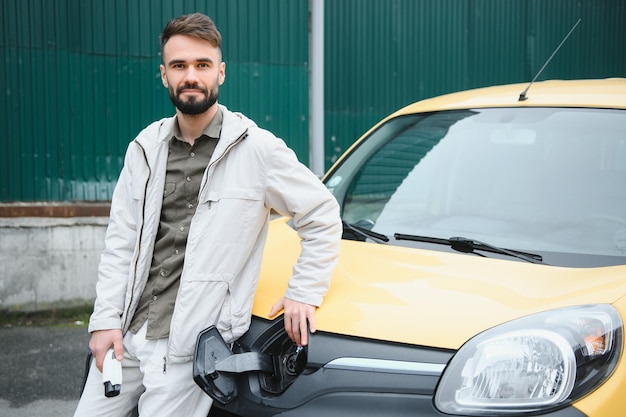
[269,297,317,346]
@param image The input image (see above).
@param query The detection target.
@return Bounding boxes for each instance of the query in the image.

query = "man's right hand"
[89,329,124,372]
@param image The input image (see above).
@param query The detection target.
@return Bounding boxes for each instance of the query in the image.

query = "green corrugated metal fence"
[324,0,626,166]
[1,0,625,202]
[0,0,309,201]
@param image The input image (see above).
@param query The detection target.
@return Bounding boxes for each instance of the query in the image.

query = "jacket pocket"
[196,187,265,243]
[199,187,263,206]
[131,177,147,200]
[168,279,231,360]
[131,175,149,221]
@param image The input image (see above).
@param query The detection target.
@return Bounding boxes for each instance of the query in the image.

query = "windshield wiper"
[394,233,544,264]
[343,221,389,244]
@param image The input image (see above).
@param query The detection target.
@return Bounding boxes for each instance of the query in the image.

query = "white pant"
[74,324,213,417]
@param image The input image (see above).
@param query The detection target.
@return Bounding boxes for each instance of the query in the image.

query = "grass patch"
[0,304,93,328]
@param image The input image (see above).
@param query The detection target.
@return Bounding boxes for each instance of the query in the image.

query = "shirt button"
[186,176,192,182]
[160,271,166,277]
[190,152,196,157]
[175,249,180,254]
[179,226,185,232]
[187,203,193,209]
[152,295,158,301]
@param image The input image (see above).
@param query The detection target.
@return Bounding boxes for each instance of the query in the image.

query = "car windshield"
[326,107,626,267]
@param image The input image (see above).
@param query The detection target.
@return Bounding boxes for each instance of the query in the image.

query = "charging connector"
[102,348,122,397]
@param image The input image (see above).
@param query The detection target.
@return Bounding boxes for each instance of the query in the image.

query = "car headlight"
[434,304,622,415]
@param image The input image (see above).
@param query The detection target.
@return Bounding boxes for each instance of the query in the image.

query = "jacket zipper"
[121,141,151,332]
[199,130,248,197]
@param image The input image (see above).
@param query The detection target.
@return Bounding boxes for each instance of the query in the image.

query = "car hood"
[253,218,626,350]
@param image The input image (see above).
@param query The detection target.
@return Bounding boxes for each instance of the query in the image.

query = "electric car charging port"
[193,320,309,404]
[257,336,307,394]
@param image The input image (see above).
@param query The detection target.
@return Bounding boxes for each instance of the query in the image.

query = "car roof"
[392,78,626,117]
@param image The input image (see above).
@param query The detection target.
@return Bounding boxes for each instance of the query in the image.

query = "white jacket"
[89,105,342,363]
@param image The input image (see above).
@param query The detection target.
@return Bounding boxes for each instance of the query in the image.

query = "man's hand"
[269,297,317,346]
[89,329,124,372]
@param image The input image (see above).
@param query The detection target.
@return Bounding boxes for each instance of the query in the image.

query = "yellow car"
[197,78,626,417]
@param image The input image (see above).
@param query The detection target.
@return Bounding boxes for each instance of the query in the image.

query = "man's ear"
[218,62,226,85]
[160,64,168,88]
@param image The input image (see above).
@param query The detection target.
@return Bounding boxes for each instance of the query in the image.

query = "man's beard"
[169,83,219,115]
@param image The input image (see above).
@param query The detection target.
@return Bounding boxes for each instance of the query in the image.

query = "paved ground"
[0,322,230,417]
[0,325,89,417]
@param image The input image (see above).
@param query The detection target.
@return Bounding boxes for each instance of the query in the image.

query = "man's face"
[160,35,225,115]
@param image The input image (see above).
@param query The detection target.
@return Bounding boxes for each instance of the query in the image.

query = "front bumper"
[201,317,587,417]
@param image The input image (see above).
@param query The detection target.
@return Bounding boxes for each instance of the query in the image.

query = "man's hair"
[160,13,222,57]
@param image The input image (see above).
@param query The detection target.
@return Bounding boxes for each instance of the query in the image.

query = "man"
[74,13,341,417]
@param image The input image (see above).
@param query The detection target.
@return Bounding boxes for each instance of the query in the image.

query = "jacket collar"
[136,104,256,156]
[152,104,254,144]
[169,108,223,142]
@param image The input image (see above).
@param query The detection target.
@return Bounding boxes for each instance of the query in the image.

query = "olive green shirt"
[129,109,222,339]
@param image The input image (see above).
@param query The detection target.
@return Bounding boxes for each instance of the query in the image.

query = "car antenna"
[518,18,582,102]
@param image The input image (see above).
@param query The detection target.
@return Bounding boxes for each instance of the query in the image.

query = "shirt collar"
[171,107,223,142]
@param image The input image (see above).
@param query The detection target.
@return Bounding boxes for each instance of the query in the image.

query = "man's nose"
[183,66,200,83]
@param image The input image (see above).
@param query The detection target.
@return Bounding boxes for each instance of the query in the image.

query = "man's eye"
[198,63,210,68]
